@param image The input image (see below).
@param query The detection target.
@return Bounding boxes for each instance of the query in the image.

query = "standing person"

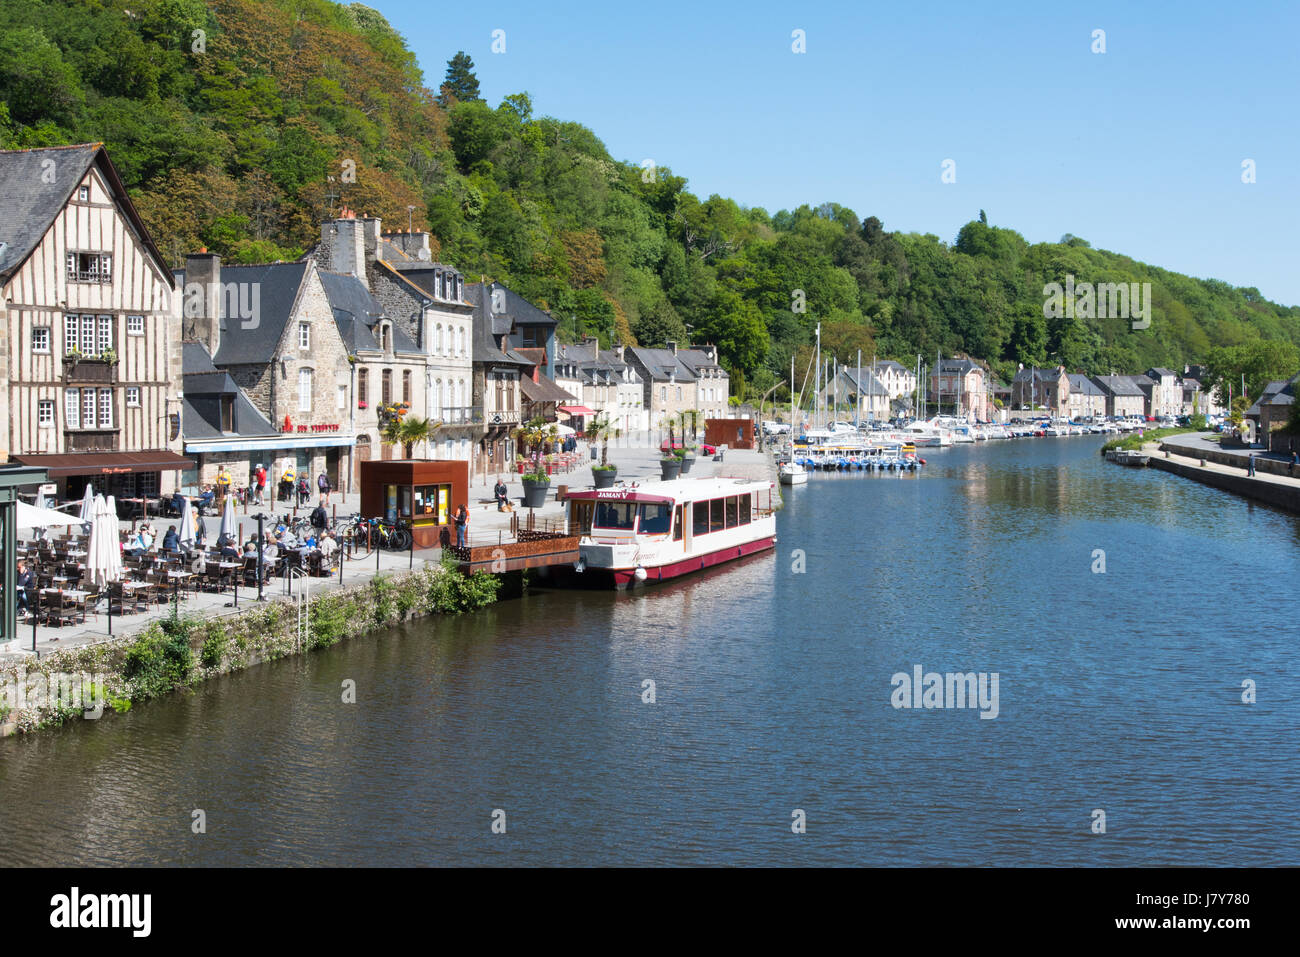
[310,499,329,531]
[1248,453,1257,476]
[454,504,469,548]
[317,470,331,506]
[280,462,295,503]
[1290,451,1297,477]
[253,463,267,505]
[296,474,310,507]
[215,465,232,504]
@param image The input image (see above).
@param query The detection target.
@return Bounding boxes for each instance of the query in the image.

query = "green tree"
[440,51,480,106]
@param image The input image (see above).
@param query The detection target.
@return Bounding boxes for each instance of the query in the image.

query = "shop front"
[359,459,469,548]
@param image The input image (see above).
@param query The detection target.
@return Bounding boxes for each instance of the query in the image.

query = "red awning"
[13,450,195,478]
[558,405,596,416]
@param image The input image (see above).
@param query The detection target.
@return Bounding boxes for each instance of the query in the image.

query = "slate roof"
[873,360,910,375]
[182,341,219,375]
[1147,367,1179,379]
[520,373,575,403]
[934,358,982,376]
[1013,366,1066,382]
[172,261,310,366]
[469,282,531,366]
[836,369,887,395]
[1090,375,1146,397]
[181,343,279,441]
[1066,373,1104,396]
[0,143,168,285]
[626,346,694,382]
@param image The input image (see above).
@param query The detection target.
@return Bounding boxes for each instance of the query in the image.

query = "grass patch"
[1102,427,1195,453]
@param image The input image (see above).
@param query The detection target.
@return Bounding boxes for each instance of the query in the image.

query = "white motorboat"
[778,460,808,485]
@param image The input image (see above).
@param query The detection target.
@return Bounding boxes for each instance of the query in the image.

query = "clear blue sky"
[379,0,1300,306]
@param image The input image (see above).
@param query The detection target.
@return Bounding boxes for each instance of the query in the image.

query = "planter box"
[659,459,681,481]
[521,477,551,509]
[680,454,696,474]
[592,467,618,489]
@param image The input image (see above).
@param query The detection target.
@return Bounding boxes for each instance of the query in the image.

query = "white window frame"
[96,315,112,355]
[298,368,313,412]
[82,388,96,428]
[37,400,55,427]
[31,327,50,353]
[65,388,80,428]
[337,385,347,410]
[98,388,113,428]
[77,185,90,202]
[299,322,310,350]
[127,315,144,335]
[126,386,141,407]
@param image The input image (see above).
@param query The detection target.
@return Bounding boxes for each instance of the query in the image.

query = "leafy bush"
[428,555,501,613]
[200,626,229,669]
[122,620,194,700]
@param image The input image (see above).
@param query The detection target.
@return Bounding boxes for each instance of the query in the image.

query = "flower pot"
[516,462,526,474]
[521,477,551,509]
[593,467,618,489]
[660,459,681,481]
[680,454,696,474]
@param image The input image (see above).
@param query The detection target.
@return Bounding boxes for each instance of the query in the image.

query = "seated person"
[261,535,279,561]
[196,486,216,512]
[162,525,180,552]
[303,533,318,549]
[15,560,34,618]
[218,535,240,560]
[278,528,299,549]
[125,528,153,558]
[319,535,339,560]
[494,478,510,510]
[170,491,187,517]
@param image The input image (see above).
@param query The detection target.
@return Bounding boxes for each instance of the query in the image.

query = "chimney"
[584,335,599,348]
[323,210,367,289]
[666,340,677,355]
[615,343,625,363]
[362,216,381,273]
[183,249,221,354]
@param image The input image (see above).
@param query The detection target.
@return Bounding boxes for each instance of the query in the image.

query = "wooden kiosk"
[359,459,469,548]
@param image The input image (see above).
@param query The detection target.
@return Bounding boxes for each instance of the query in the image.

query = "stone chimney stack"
[614,343,625,363]
[183,249,221,354]
[323,207,367,289]
[666,340,677,355]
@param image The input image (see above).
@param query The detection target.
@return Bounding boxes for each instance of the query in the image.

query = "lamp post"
[254,512,266,602]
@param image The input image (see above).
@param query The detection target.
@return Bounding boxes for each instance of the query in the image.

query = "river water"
[2,437,1297,866]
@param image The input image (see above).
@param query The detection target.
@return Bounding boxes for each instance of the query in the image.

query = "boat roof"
[567,476,773,504]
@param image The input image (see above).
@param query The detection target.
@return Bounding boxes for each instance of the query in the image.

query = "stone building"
[175,253,356,493]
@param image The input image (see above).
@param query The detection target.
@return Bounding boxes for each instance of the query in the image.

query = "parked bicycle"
[339,516,411,558]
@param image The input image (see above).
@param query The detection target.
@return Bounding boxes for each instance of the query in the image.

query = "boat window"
[710,498,725,532]
[725,496,738,528]
[638,503,672,535]
[739,494,751,525]
[673,505,682,541]
[593,501,637,530]
[693,500,710,536]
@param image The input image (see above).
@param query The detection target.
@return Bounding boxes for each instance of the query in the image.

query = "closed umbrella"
[219,495,235,546]
[177,496,197,552]
[78,484,95,532]
[86,495,122,589]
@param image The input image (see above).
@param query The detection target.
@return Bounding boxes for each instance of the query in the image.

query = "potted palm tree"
[397,415,436,458]
[660,418,682,480]
[588,414,621,488]
[679,411,698,475]
[514,417,558,508]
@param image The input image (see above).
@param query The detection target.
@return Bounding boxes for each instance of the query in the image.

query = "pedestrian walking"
[280,462,295,502]
[253,463,267,505]
[296,474,310,507]
[317,470,331,506]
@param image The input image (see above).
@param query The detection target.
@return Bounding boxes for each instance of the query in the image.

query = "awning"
[558,405,595,416]
[185,434,356,453]
[13,450,195,478]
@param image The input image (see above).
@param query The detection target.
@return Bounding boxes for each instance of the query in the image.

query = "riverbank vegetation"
[1102,427,1195,453]
[0,558,499,735]
[2,0,1296,402]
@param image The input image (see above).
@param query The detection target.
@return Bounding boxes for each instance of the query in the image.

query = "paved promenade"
[2,437,777,661]
[1138,432,1300,514]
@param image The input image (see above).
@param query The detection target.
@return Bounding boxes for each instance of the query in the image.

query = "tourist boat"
[778,460,808,485]
[564,477,778,588]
